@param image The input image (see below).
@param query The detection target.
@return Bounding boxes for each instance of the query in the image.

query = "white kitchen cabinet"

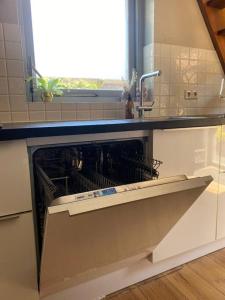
[0,211,39,300]
[217,126,225,239]
[0,140,32,216]
[152,126,220,262]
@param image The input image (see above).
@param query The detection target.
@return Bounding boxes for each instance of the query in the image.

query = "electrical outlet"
[184,90,198,100]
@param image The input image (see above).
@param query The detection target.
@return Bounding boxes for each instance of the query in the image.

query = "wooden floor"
[106,248,225,300]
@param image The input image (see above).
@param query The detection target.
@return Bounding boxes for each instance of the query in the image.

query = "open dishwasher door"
[40,175,212,298]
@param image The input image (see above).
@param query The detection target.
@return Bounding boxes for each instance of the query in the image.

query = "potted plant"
[27,77,64,102]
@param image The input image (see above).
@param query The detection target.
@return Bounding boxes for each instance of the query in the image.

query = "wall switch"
[184,90,198,100]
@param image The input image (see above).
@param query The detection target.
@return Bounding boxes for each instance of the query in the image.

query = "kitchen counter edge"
[0,117,224,141]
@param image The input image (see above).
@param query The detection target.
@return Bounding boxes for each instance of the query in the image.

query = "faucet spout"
[138,70,161,118]
[140,70,161,85]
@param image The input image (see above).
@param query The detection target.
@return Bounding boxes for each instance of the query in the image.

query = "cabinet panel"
[0,212,39,300]
[152,127,220,262]
[217,126,225,239]
[0,140,32,216]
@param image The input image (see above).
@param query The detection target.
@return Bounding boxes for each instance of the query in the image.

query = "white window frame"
[19,0,144,102]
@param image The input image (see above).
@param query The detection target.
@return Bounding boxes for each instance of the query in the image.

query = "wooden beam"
[218,28,225,36]
[197,0,225,74]
[207,0,225,9]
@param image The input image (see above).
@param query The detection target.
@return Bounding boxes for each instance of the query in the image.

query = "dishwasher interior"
[32,138,162,251]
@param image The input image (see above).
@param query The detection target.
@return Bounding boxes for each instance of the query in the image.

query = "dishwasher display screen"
[94,188,117,197]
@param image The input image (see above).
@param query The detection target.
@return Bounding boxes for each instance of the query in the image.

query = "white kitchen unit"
[0,140,39,300]
[153,126,221,262]
[0,140,33,216]
[0,212,39,300]
[217,125,225,240]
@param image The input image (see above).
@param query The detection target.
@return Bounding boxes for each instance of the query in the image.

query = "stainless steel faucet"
[137,70,161,118]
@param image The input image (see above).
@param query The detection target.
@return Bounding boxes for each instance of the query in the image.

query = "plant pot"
[42,92,54,102]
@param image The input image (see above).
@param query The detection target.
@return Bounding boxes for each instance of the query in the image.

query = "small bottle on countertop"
[125,94,134,119]
[125,68,138,119]
[121,82,134,119]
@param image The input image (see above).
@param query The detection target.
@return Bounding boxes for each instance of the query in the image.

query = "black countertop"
[0,116,224,141]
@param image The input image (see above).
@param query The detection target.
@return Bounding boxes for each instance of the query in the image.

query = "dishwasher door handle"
[0,214,20,222]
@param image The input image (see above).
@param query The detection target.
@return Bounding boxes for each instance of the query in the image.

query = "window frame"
[19,0,144,102]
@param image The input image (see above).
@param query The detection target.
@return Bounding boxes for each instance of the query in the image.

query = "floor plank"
[107,287,146,300]
[106,248,225,300]
[188,256,225,296]
[139,277,183,300]
[168,266,225,299]
[209,249,225,265]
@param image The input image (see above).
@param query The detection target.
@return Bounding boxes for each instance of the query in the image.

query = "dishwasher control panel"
[73,181,154,202]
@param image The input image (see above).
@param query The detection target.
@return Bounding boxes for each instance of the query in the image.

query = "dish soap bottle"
[121,81,134,119]
[125,69,138,119]
[125,94,134,119]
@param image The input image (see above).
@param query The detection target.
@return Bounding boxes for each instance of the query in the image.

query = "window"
[21,0,143,101]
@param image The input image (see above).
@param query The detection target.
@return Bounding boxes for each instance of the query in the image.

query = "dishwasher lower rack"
[33,140,162,205]
[36,164,119,203]
[35,158,161,205]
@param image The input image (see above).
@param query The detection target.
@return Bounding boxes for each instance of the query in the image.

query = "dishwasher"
[31,136,212,297]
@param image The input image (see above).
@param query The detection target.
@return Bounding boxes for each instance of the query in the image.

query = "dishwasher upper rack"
[119,156,162,180]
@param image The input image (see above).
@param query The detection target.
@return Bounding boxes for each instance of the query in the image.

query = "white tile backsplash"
[103,103,118,110]
[116,110,125,119]
[5,42,23,60]
[29,111,45,122]
[103,110,117,119]
[0,59,7,76]
[61,111,76,121]
[0,24,3,41]
[76,110,91,121]
[46,111,61,121]
[11,111,29,122]
[0,77,8,94]
[77,103,90,111]
[61,103,76,111]
[90,102,104,110]
[28,102,45,111]
[0,111,11,123]
[45,102,61,111]
[0,95,10,111]
[8,77,25,94]
[3,23,21,42]
[6,60,24,77]
[190,48,199,60]
[144,42,225,117]
[0,41,5,58]
[9,95,28,111]
[91,109,104,120]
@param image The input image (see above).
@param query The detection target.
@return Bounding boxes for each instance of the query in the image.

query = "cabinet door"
[152,126,220,262]
[0,212,39,300]
[217,126,225,239]
[0,140,32,216]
